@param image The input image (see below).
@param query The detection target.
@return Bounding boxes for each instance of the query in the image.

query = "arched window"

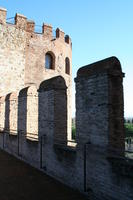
[45,52,54,69]
[65,57,70,75]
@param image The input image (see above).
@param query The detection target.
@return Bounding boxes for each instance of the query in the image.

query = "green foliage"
[72,126,76,140]
[71,123,133,140]
[125,123,133,138]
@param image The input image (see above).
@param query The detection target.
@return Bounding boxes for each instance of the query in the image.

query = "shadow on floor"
[0,149,87,200]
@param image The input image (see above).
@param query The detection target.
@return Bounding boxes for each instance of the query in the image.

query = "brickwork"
[75,57,133,200]
[0,57,132,200]
[0,7,72,139]
[0,7,133,200]
[75,57,125,154]
[38,76,67,144]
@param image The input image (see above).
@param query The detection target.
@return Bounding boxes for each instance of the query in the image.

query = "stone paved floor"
[0,149,87,200]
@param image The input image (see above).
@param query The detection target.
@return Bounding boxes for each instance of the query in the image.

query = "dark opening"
[65,57,70,75]
[45,52,54,69]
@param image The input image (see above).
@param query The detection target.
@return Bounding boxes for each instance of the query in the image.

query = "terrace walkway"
[0,149,87,200]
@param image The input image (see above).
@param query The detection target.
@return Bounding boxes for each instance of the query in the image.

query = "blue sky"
[1,0,133,117]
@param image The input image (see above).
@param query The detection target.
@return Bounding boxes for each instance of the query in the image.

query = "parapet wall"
[0,57,132,200]
[0,76,68,163]
[0,76,67,141]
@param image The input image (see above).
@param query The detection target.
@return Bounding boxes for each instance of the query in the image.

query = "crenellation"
[15,13,27,30]
[0,7,7,24]
[0,8,72,45]
[56,28,65,41]
[65,35,71,44]
[42,23,53,39]
[26,20,35,33]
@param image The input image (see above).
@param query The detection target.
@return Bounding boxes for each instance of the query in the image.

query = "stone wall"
[0,11,26,95]
[0,7,72,140]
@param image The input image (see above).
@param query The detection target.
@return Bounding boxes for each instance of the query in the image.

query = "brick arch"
[39,75,67,91]
[19,85,38,97]
[9,92,18,100]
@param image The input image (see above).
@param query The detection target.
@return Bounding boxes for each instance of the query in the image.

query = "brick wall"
[0,57,133,199]
[75,57,133,200]
[0,7,72,140]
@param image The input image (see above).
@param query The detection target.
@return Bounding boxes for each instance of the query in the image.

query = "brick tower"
[0,8,72,140]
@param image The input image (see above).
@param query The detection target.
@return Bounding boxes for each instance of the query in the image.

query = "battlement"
[0,7,7,24]
[0,6,72,146]
[0,7,71,44]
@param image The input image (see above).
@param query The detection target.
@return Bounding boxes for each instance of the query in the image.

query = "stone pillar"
[18,86,38,141]
[26,20,35,33]
[0,96,6,132]
[75,56,125,155]
[15,13,27,30]
[8,92,18,135]
[26,86,38,141]
[38,76,67,145]
[0,7,7,24]
[42,23,53,39]
[18,87,28,137]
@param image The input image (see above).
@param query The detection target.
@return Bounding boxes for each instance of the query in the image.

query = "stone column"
[75,56,125,156]
[38,76,67,145]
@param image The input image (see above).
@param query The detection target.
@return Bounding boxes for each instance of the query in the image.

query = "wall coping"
[76,56,123,80]
[38,76,67,92]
